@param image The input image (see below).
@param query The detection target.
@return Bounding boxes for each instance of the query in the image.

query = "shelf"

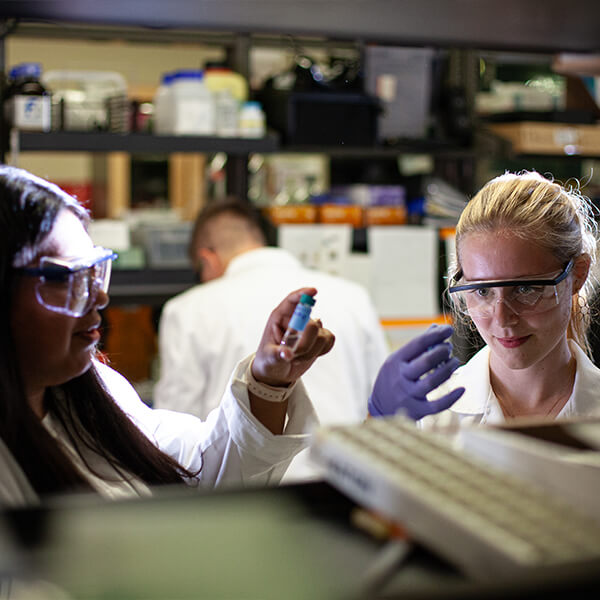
[108,267,197,306]
[10,130,474,158]
[282,141,475,159]
[12,131,280,155]
[5,0,600,53]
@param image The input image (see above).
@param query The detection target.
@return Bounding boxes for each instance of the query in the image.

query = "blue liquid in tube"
[280,293,316,354]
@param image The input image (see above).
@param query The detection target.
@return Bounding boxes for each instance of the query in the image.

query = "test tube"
[280,293,316,354]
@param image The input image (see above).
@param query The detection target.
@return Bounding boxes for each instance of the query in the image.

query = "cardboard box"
[264,205,318,224]
[489,121,600,155]
[364,205,407,226]
[319,204,363,227]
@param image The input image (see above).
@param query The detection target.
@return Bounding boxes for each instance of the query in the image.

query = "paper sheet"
[368,226,439,319]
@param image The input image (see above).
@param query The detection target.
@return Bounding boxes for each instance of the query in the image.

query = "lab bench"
[2,481,598,599]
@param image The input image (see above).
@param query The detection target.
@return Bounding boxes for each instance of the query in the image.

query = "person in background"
[0,165,334,505]
[154,199,389,480]
[369,171,600,426]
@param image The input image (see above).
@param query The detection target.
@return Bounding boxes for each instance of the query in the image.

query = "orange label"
[264,205,318,224]
[364,205,407,225]
[319,204,364,227]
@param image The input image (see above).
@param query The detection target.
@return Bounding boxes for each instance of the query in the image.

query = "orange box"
[264,205,318,224]
[489,122,600,156]
[319,204,364,227]
[364,205,407,225]
[439,227,456,240]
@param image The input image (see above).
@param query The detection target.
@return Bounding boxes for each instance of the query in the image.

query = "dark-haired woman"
[0,166,333,505]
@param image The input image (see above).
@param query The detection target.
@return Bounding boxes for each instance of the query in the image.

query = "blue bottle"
[280,293,316,354]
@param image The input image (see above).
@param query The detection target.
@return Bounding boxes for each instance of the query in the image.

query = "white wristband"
[245,362,296,403]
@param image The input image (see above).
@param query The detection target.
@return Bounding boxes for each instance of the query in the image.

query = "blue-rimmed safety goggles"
[18,247,117,317]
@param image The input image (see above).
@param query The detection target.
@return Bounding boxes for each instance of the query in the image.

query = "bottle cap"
[299,293,316,306]
[172,69,204,81]
[10,62,42,80]
[161,72,175,85]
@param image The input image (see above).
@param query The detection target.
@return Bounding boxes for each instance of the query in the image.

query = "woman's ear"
[572,253,592,294]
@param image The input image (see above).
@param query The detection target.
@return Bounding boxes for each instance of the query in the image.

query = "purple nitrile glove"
[368,324,465,421]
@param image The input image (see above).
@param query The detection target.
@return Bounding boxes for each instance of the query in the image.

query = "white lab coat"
[420,340,600,431]
[0,355,319,506]
[154,247,389,480]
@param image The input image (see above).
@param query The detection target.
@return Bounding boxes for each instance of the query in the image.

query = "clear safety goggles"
[19,247,117,317]
[448,259,573,318]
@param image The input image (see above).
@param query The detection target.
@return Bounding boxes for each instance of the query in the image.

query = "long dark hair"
[0,165,194,496]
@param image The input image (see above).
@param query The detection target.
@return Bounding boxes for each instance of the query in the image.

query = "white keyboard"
[310,416,600,581]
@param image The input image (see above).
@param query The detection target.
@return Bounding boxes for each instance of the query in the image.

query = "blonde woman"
[369,171,600,426]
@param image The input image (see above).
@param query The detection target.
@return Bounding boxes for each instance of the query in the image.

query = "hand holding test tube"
[251,288,334,389]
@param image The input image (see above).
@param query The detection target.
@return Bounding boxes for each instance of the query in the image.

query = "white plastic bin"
[133,222,194,269]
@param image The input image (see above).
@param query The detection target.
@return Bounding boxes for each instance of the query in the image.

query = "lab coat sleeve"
[153,298,211,417]
[95,356,319,488]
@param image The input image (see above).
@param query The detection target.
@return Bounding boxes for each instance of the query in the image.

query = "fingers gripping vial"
[281,293,316,354]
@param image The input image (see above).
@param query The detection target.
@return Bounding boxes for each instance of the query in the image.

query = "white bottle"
[239,101,266,138]
[153,72,174,134]
[170,70,215,136]
[215,90,239,137]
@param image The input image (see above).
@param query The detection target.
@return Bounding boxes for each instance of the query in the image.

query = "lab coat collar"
[563,340,600,418]
[448,345,493,416]
[225,247,302,278]
[448,339,600,419]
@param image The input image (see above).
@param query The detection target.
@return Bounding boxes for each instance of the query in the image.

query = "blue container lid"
[161,72,175,85]
[172,69,204,81]
[9,62,42,80]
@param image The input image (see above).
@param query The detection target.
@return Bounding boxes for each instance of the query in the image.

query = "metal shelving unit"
[11,130,475,158]
[12,130,281,155]
[109,268,197,306]
[2,1,599,305]
[3,1,600,53]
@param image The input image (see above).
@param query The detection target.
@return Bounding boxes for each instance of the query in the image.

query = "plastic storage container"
[169,70,215,135]
[42,70,127,131]
[4,62,51,131]
[153,72,174,134]
[132,222,194,269]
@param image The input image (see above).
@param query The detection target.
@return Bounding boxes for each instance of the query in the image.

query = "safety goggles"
[448,259,573,318]
[19,247,117,317]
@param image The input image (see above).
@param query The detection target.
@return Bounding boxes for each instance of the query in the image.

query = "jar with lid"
[4,62,51,131]
[239,101,266,138]
[153,71,174,134]
[203,63,248,103]
[169,70,215,136]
